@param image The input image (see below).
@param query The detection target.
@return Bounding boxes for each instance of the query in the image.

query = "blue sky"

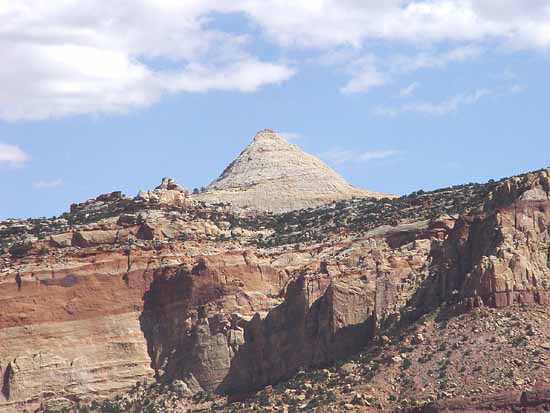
[1,1,550,219]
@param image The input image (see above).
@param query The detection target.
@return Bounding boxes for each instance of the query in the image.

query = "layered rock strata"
[1,162,550,412]
[194,129,389,213]
[410,169,550,317]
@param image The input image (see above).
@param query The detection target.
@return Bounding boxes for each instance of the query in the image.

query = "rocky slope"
[194,129,389,213]
[1,143,549,412]
[70,304,550,413]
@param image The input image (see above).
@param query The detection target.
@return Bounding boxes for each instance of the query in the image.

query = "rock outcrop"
[137,177,190,207]
[218,275,375,395]
[1,153,550,412]
[194,129,389,213]
[410,169,550,317]
[139,251,288,393]
[405,387,550,413]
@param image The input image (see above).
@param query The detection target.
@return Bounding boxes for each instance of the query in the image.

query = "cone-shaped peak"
[194,129,391,213]
[250,129,294,149]
[253,128,281,140]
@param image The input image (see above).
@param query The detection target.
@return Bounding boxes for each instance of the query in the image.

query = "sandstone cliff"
[1,147,550,412]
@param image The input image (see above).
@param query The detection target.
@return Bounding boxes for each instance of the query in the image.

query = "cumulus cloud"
[33,179,63,189]
[319,148,398,164]
[0,143,29,167]
[0,1,294,121]
[1,1,549,120]
[166,60,294,93]
[233,0,550,49]
[235,1,549,95]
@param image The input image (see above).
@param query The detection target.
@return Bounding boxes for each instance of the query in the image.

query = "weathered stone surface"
[194,129,390,213]
[218,275,375,394]
[410,169,550,317]
[0,313,154,412]
[137,177,190,207]
[139,252,289,393]
[72,228,132,247]
[1,147,550,412]
[49,232,73,248]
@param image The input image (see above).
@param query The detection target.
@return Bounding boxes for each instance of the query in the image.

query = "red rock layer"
[1,169,550,412]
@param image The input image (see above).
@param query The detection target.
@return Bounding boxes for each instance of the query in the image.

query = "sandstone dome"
[194,129,390,213]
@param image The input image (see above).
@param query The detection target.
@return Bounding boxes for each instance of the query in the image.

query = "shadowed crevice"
[1,363,14,400]
[219,277,376,395]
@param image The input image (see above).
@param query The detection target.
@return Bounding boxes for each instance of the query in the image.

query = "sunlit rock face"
[1,135,550,413]
[194,129,390,213]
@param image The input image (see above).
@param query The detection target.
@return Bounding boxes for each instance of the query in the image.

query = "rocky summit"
[1,136,550,413]
[194,129,389,213]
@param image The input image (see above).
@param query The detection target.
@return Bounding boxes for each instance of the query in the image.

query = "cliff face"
[139,251,288,393]
[411,169,550,315]
[0,186,240,411]
[217,275,376,395]
[1,148,550,412]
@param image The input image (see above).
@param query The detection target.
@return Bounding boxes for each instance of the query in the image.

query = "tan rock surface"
[0,313,153,412]
[1,159,550,413]
[194,129,390,213]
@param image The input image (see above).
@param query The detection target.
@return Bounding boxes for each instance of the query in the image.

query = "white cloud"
[33,179,63,189]
[319,148,398,164]
[279,132,303,142]
[390,45,483,74]
[375,79,527,117]
[0,44,293,121]
[235,1,549,95]
[166,60,294,93]
[357,150,400,161]
[342,45,481,95]
[0,44,161,121]
[319,150,356,164]
[341,55,388,93]
[399,82,420,98]
[373,88,493,117]
[0,143,29,167]
[0,1,294,121]
[1,1,549,120]
[228,1,550,50]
